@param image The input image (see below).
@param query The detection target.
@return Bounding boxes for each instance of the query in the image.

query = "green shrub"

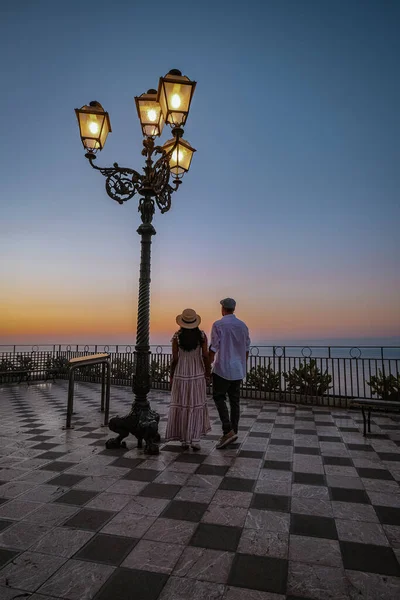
[16,354,33,370]
[367,370,400,400]
[150,359,170,383]
[0,359,15,372]
[45,356,69,373]
[246,365,280,392]
[111,358,135,380]
[283,359,332,396]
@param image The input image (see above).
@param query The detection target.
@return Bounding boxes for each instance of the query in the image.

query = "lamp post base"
[106,402,160,454]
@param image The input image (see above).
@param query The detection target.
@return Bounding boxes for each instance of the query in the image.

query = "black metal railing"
[1,344,399,408]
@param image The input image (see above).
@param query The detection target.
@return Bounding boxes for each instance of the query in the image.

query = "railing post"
[65,368,75,429]
[101,363,106,412]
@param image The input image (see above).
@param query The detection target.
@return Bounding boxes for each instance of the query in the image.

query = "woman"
[165,308,211,450]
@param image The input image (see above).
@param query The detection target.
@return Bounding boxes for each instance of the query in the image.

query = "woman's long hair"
[178,327,203,352]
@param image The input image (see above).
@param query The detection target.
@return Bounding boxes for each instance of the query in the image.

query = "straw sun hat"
[176,308,201,329]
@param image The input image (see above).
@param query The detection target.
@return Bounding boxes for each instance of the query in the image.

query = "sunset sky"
[1,0,399,346]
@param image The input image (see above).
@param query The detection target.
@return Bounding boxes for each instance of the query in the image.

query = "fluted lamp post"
[75,69,196,454]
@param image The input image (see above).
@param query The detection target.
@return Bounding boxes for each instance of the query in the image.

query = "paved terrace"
[0,382,400,600]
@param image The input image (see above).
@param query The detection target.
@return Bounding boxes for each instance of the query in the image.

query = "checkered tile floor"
[1,382,400,599]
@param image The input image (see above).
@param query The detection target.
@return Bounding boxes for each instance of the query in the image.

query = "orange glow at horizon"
[1,288,399,342]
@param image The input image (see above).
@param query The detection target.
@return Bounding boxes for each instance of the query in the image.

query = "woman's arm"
[170,337,179,382]
[202,333,211,380]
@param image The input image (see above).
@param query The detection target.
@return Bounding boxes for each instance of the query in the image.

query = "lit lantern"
[162,137,196,177]
[135,89,165,137]
[74,101,111,152]
[157,69,196,127]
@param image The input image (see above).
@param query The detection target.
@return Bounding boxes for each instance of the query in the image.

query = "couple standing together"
[166,298,251,450]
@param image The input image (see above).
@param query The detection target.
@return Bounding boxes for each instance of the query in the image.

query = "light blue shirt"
[210,314,251,381]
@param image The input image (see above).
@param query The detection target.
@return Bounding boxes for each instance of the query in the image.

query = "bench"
[349,398,400,437]
[0,370,30,385]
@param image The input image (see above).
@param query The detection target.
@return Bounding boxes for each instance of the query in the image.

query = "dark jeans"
[212,373,241,435]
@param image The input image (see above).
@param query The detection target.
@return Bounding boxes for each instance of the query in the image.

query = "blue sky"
[0,0,399,344]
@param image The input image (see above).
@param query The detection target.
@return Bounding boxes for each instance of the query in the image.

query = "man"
[209,298,250,449]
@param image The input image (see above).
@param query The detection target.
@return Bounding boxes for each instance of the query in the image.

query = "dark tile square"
[249,432,270,438]
[175,453,207,464]
[219,477,255,492]
[340,541,400,576]
[162,444,187,453]
[76,426,99,432]
[0,498,8,506]
[239,450,265,458]
[93,441,111,449]
[330,487,370,504]
[28,435,53,441]
[251,493,290,513]
[111,457,143,469]
[270,439,293,446]
[294,447,321,456]
[54,490,98,506]
[228,553,288,594]
[48,474,86,487]
[39,451,67,460]
[256,418,275,423]
[375,506,400,526]
[0,519,13,532]
[82,433,106,439]
[263,460,292,471]
[75,533,137,565]
[339,427,359,432]
[139,483,180,499]
[63,508,115,531]
[347,443,373,452]
[39,461,76,472]
[0,548,19,568]
[98,446,128,454]
[162,500,208,522]
[290,513,338,540]
[122,469,161,482]
[275,424,293,429]
[26,429,49,435]
[94,567,168,600]
[295,429,318,436]
[356,468,394,480]
[293,472,326,485]
[323,456,353,466]
[378,452,400,462]
[190,523,241,552]
[32,442,59,450]
[196,464,229,476]
[318,435,342,442]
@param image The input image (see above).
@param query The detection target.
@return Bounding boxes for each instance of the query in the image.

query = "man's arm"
[209,323,220,365]
[245,326,251,361]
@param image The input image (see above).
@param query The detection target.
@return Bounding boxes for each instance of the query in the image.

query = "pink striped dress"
[165,331,211,444]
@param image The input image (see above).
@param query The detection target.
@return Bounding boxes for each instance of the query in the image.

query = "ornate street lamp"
[75,69,196,454]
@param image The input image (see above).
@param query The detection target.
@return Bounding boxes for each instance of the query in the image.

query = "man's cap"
[220,298,236,309]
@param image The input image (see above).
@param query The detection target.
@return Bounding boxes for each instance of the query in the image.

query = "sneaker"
[216,430,238,449]
[191,443,201,452]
